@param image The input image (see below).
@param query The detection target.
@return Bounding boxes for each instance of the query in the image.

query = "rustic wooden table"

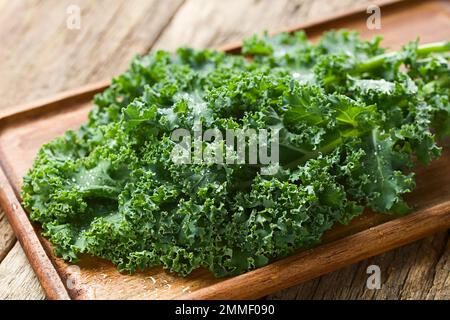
[0,0,448,300]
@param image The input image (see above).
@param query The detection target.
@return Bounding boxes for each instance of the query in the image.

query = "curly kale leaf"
[22,30,450,277]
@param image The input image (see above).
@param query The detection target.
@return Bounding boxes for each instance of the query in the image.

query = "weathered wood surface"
[0,0,448,300]
[0,242,45,300]
[269,231,450,300]
[0,213,15,263]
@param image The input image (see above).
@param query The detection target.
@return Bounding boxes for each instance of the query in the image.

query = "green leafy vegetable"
[22,30,450,277]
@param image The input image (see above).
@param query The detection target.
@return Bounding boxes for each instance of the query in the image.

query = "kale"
[22,30,450,277]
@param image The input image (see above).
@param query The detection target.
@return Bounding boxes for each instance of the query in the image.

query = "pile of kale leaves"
[22,30,450,277]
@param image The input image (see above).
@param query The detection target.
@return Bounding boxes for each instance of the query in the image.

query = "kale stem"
[422,75,450,94]
[416,41,450,55]
[354,41,450,74]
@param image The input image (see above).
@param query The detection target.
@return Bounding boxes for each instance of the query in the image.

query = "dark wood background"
[0,0,448,299]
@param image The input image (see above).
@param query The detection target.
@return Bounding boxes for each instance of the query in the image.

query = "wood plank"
[426,235,450,300]
[268,231,450,299]
[0,0,184,111]
[0,242,45,300]
[152,0,377,50]
[0,212,15,263]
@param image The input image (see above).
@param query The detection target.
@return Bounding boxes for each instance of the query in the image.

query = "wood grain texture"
[0,0,449,300]
[0,242,45,300]
[268,232,450,300]
[152,0,376,50]
[0,213,15,263]
[0,0,184,111]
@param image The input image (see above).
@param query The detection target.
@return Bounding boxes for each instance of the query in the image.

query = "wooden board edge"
[0,80,110,122]
[0,166,70,300]
[179,201,450,300]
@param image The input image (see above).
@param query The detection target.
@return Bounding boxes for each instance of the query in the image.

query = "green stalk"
[422,75,450,94]
[354,41,450,74]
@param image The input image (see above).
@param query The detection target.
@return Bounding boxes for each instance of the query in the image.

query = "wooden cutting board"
[0,0,449,300]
